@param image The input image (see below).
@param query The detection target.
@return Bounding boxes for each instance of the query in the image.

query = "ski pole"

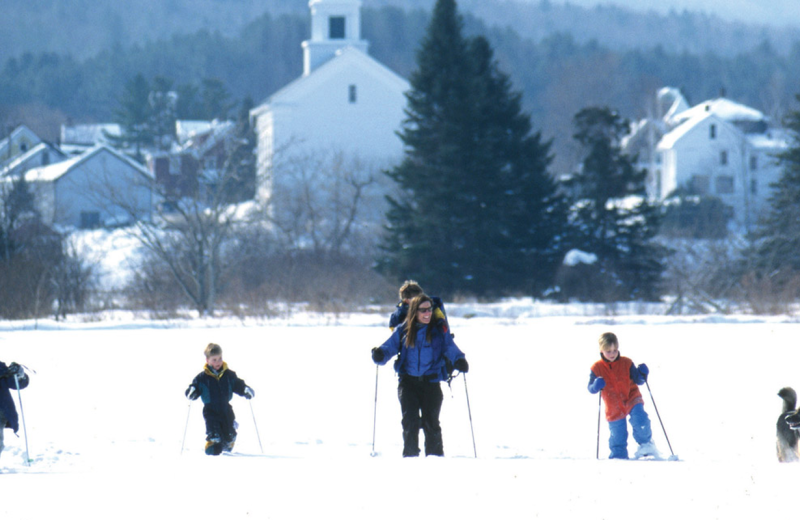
[371,365,379,457]
[463,373,477,458]
[596,392,601,460]
[645,380,675,457]
[14,374,30,466]
[249,400,264,454]
[180,402,191,455]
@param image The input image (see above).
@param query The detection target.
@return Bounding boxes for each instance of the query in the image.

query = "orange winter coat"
[590,355,644,422]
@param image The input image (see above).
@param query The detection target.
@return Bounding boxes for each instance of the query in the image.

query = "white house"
[625,88,789,231]
[0,125,42,168]
[21,145,154,229]
[249,0,410,202]
[0,141,67,179]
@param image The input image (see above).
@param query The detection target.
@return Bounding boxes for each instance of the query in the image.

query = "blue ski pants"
[608,403,652,459]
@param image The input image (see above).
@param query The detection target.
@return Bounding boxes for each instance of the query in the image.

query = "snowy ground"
[1,305,800,519]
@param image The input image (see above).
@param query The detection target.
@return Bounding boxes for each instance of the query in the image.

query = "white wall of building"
[27,147,153,228]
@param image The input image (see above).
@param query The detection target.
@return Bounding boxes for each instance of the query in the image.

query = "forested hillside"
[2,1,800,172]
[3,0,798,63]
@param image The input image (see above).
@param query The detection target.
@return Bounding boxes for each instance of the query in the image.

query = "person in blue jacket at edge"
[372,294,468,457]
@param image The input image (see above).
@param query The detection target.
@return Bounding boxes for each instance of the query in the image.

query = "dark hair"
[404,294,437,348]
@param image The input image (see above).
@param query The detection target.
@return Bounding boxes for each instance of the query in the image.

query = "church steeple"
[302,0,369,75]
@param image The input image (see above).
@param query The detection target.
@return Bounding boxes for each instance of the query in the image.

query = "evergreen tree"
[108,73,153,159]
[148,75,178,151]
[199,78,234,121]
[564,106,665,301]
[750,94,800,273]
[378,0,565,297]
[109,74,179,157]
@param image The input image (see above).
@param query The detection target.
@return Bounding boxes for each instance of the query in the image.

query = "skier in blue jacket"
[372,294,468,457]
[0,361,29,461]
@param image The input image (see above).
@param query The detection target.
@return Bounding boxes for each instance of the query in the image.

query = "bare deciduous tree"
[269,149,385,256]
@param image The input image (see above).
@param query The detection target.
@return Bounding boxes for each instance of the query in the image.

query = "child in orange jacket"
[588,332,659,459]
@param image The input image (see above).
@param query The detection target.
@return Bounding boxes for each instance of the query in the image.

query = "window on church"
[750,155,758,170]
[329,16,345,39]
[349,85,357,104]
[709,124,716,139]
[720,150,728,165]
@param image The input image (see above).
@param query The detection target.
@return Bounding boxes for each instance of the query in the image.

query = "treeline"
[3,6,800,172]
[3,0,799,63]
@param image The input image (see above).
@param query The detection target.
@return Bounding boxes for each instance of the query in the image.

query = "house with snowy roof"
[0,141,68,179]
[59,123,123,155]
[624,87,789,231]
[19,145,153,229]
[249,0,410,203]
[0,125,42,168]
[148,119,239,201]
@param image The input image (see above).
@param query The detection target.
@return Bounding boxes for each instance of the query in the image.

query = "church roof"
[251,46,409,117]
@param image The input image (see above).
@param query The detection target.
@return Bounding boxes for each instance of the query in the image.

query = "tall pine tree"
[378,0,564,298]
[563,106,665,301]
[750,94,800,273]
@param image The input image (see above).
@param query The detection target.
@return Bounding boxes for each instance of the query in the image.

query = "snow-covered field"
[1,304,800,519]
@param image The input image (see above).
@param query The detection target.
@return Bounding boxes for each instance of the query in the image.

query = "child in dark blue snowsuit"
[185,343,254,455]
[373,295,468,457]
[0,361,29,460]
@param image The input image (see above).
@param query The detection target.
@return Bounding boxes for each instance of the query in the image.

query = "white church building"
[624,87,790,232]
[250,0,410,203]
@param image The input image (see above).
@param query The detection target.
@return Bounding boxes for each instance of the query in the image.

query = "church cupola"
[302,0,369,75]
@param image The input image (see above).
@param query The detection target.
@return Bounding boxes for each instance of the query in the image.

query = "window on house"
[750,155,758,170]
[715,176,734,194]
[349,84,357,104]
[329,16,345,39]
[709,124,716,139]
[42,151,50,166]
[690,174,710,195]
[751,179,757,195]
[720,150,728,165]
[80,211,101,229]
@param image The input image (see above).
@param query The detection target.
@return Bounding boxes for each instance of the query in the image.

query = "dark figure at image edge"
[373,294,468,457]
[777,387,800,462]
[0,361,29,461]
